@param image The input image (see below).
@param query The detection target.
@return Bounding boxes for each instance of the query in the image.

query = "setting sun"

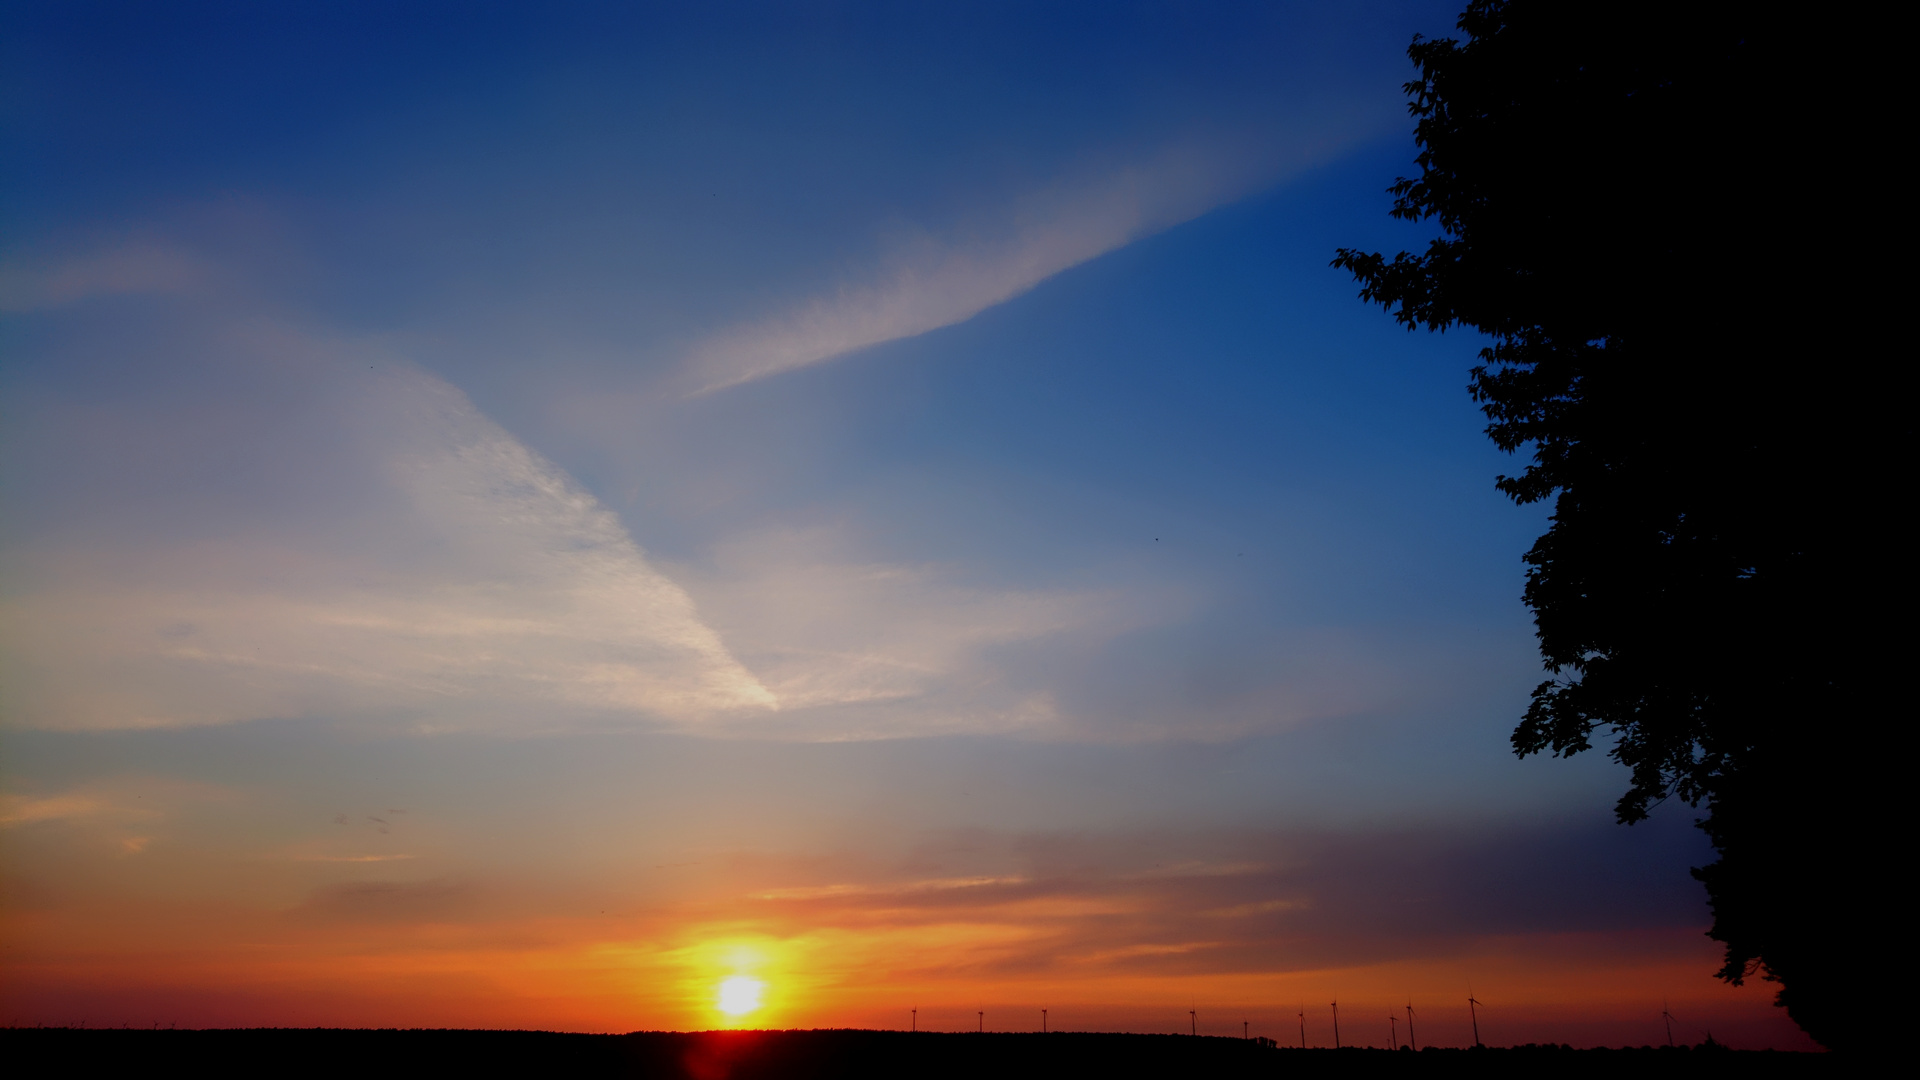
[717,976,765,1017]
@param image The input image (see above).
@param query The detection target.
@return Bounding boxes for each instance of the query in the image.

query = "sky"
[0,0,1810,1048]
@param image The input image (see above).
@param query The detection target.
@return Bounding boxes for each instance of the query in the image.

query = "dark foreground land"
[1,1028,1832,1078]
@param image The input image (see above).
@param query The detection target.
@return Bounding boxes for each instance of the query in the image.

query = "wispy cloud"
[681,133,1368,394]
[0,240,208,312]
[0,793,113,826]
[661,819,1717,988]
[0,779,235,868]
[755,876,1028,902]
[0,340,773,731]
[670,525,1150,738]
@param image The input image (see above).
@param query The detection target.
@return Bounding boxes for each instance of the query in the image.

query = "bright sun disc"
[717,976,764,1016]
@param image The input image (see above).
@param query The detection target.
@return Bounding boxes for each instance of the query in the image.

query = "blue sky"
[0,0,1804,1046]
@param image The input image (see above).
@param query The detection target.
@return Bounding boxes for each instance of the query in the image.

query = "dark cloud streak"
[708,810,1711,980]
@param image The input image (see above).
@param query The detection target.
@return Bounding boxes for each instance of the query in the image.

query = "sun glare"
[717,976,765,1017]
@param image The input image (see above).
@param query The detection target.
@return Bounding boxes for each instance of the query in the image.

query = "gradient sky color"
[0,1,1810,1048]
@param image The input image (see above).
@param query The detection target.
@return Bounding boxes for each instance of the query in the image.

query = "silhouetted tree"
[1335,0,1892,1052]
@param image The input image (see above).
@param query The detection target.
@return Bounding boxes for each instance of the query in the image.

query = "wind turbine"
[1467,992,1484,1048]
[1298,1005,1306,1049]
[1406,1003,1417,1051]
[1042,1008,1048,1034]
[1331,1000,1341,1050]
[1662,1002,1676,1048]
[1389,1014,1398,1050]
[911,1007,916,1033]
[1190,1008,1196,1036]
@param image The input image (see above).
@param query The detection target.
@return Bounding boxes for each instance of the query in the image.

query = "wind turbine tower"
[1389,1014,1398,1050]
[1042,1008,1047,1034]
[1298,1006,1306,1049]
[1190,1009,1196,1037]
[1467,994,1484,1048]
[1662,1002,1676,1048]
[1331,1001,1340,1050]
[1406,1003,1417,1051]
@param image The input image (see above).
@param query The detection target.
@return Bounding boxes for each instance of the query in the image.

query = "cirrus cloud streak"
[682,127,1381,395]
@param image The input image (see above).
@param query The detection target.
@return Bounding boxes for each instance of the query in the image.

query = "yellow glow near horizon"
[718,976,765,1017]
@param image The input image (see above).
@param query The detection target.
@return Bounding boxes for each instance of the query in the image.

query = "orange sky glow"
[1,817,1809,1048]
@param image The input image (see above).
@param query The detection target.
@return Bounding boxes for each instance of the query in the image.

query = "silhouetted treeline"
[1334,0,1895,1053]
[0,1028,1837,1079]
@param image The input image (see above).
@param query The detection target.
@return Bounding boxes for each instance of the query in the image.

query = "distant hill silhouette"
[2,1028,1834,1078]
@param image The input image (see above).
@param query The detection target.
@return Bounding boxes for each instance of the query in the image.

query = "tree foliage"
[1335,0,1889,1051]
